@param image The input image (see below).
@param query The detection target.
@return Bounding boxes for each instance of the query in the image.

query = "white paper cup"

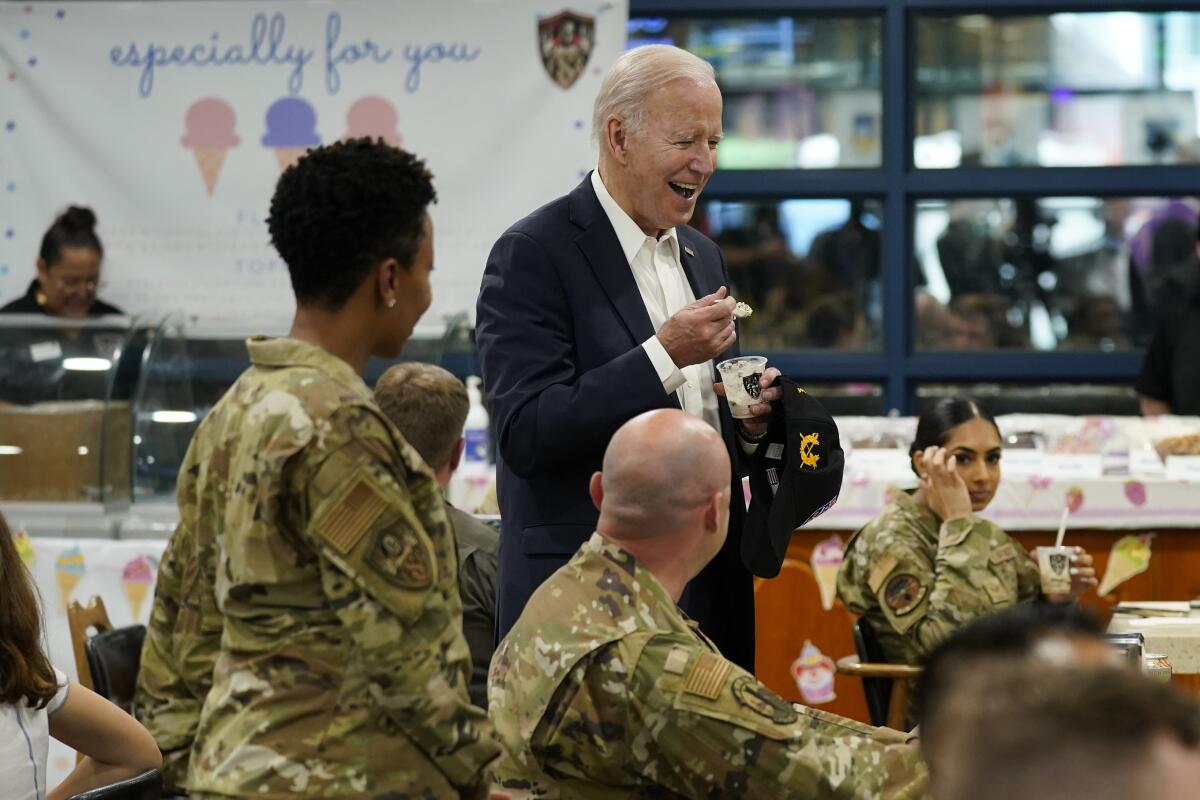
[1036,546,1073,595]
[717,356,768,419]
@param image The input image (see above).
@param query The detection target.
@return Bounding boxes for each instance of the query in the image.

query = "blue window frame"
[631,0,1200,412]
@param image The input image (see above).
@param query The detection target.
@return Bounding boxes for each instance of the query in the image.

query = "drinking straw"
[1054,506,1069,549]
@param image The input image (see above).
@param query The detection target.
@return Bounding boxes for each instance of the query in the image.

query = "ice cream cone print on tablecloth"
[121,555,156,619]
[181,98,239,195]
[14,527,35,569]
[262,97,320,171]
[1098,534,1154,597]
[54,545,86,608]
[791,640,837,705]
[811,534,845,611]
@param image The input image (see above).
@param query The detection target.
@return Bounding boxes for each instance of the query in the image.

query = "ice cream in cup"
[1036,546,1073,595]
[717,356,768,419]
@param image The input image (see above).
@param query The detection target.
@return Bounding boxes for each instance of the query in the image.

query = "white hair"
[591,44,716,147]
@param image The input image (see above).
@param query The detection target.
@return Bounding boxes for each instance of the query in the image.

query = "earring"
[386,298,397,308]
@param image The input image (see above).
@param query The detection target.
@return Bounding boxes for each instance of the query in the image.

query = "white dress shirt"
[590,169,721,433]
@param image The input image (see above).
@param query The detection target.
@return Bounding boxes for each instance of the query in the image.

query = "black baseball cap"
[742,376,845,578]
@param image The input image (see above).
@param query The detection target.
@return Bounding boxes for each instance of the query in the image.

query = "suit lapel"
[678,227,717,302]
[570,178,657,345]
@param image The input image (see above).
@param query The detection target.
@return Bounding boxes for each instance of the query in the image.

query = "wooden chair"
[835,618,922,731]
[67,595,114,693]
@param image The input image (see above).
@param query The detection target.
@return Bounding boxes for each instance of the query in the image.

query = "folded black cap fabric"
[742,376,844,578]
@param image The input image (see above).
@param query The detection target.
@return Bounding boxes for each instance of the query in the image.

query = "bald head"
[598,409,730,533]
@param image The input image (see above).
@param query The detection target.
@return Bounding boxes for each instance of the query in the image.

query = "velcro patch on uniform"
[683,651,731,699]
[664,647,690,675]
[883,573,927,616]
[983,576,1008,604]
[990,543,1017,564]
[730,675,798,724]
[316,478,388,554]
[868,553,899,594]
[368,529,433,590]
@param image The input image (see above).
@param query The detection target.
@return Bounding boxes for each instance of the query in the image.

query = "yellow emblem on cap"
[799,432,821,469]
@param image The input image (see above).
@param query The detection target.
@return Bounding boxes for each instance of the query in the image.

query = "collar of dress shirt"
[590,168,679,266]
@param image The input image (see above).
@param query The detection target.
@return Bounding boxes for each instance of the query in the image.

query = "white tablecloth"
[1109,605,1200,674]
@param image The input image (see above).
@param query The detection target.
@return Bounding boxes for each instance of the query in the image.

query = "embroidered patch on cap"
[683,651,731,699]
[798,432,821,470]
[315,478,388,555]
[884,573,927,616]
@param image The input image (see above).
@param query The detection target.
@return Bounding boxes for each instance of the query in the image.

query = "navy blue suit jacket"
[475,175,756,670]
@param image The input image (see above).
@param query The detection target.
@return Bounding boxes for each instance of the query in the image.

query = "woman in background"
[0,513,161,800]
[837,397,1096,666]
[0,206,122,317]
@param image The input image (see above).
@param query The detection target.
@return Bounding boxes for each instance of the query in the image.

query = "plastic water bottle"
[450,376,492,511]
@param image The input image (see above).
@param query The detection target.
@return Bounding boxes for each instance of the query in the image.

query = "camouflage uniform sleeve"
[1014,535,1043,601]
[853,514,1015,662]
[459,547,498,709]
[133,519,219,793]
[622,634,928,799]
[300,416,501,794]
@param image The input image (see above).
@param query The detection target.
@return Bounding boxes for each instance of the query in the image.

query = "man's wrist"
[736,421,767,443]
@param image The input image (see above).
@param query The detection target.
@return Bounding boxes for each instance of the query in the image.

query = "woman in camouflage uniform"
[836,398,1096,667]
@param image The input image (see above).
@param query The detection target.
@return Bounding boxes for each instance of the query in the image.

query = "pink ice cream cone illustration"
[181,98,239,195]
[14,527,35,569]
[343,96,402,146]
[262,97,320,171]
[121,555,155,619]
[1124,480,1147,507]
[1065,486,1085,513]
[791,641,837,705]
[1098,534,1153,597]
[54,545,85,608]
[810,534,845,611]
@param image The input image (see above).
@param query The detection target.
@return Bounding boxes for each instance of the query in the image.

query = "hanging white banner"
[0,0,626,334]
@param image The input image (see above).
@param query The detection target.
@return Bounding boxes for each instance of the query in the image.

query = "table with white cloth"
[754,413,1200,725]
[1109,603,1200,695]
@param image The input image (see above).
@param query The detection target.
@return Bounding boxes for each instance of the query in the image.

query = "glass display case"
[0,313,478,536]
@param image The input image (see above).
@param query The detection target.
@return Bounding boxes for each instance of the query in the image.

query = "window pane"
[914,197,1199,351]
[804,382,885,416]
[630,17,882,168]
[698,198,883,351]
[915,13,1200,168]
[915,382,1138,416]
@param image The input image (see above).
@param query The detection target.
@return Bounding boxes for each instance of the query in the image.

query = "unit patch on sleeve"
[883,573,927,616]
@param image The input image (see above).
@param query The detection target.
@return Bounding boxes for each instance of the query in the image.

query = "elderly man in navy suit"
[475,44,780,670]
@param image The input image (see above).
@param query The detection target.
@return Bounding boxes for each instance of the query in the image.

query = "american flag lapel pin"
[683,245,695,257]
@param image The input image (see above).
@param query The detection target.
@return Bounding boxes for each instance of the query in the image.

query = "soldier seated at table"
[373,361,498,709]
[488,408,929,798]
[837,397,1097,671]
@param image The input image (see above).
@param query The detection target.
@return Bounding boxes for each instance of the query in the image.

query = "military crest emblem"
[799,432,821,469]
[742,373,763,400]
[538,10,595,89]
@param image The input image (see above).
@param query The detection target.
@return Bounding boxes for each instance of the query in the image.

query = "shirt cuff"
[642,336,686,394]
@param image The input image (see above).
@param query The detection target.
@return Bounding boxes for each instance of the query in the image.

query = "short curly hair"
[268,138,436,310]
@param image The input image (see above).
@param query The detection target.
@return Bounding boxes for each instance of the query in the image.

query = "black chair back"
[83,624,146,714]
[852,617,893,727]
[65,768,162,800]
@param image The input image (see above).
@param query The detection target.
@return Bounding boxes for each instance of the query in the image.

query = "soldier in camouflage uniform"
[489,409,928,798]
[374,361,500,709]
[837,399,1095,666]
[134,140,500,798]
